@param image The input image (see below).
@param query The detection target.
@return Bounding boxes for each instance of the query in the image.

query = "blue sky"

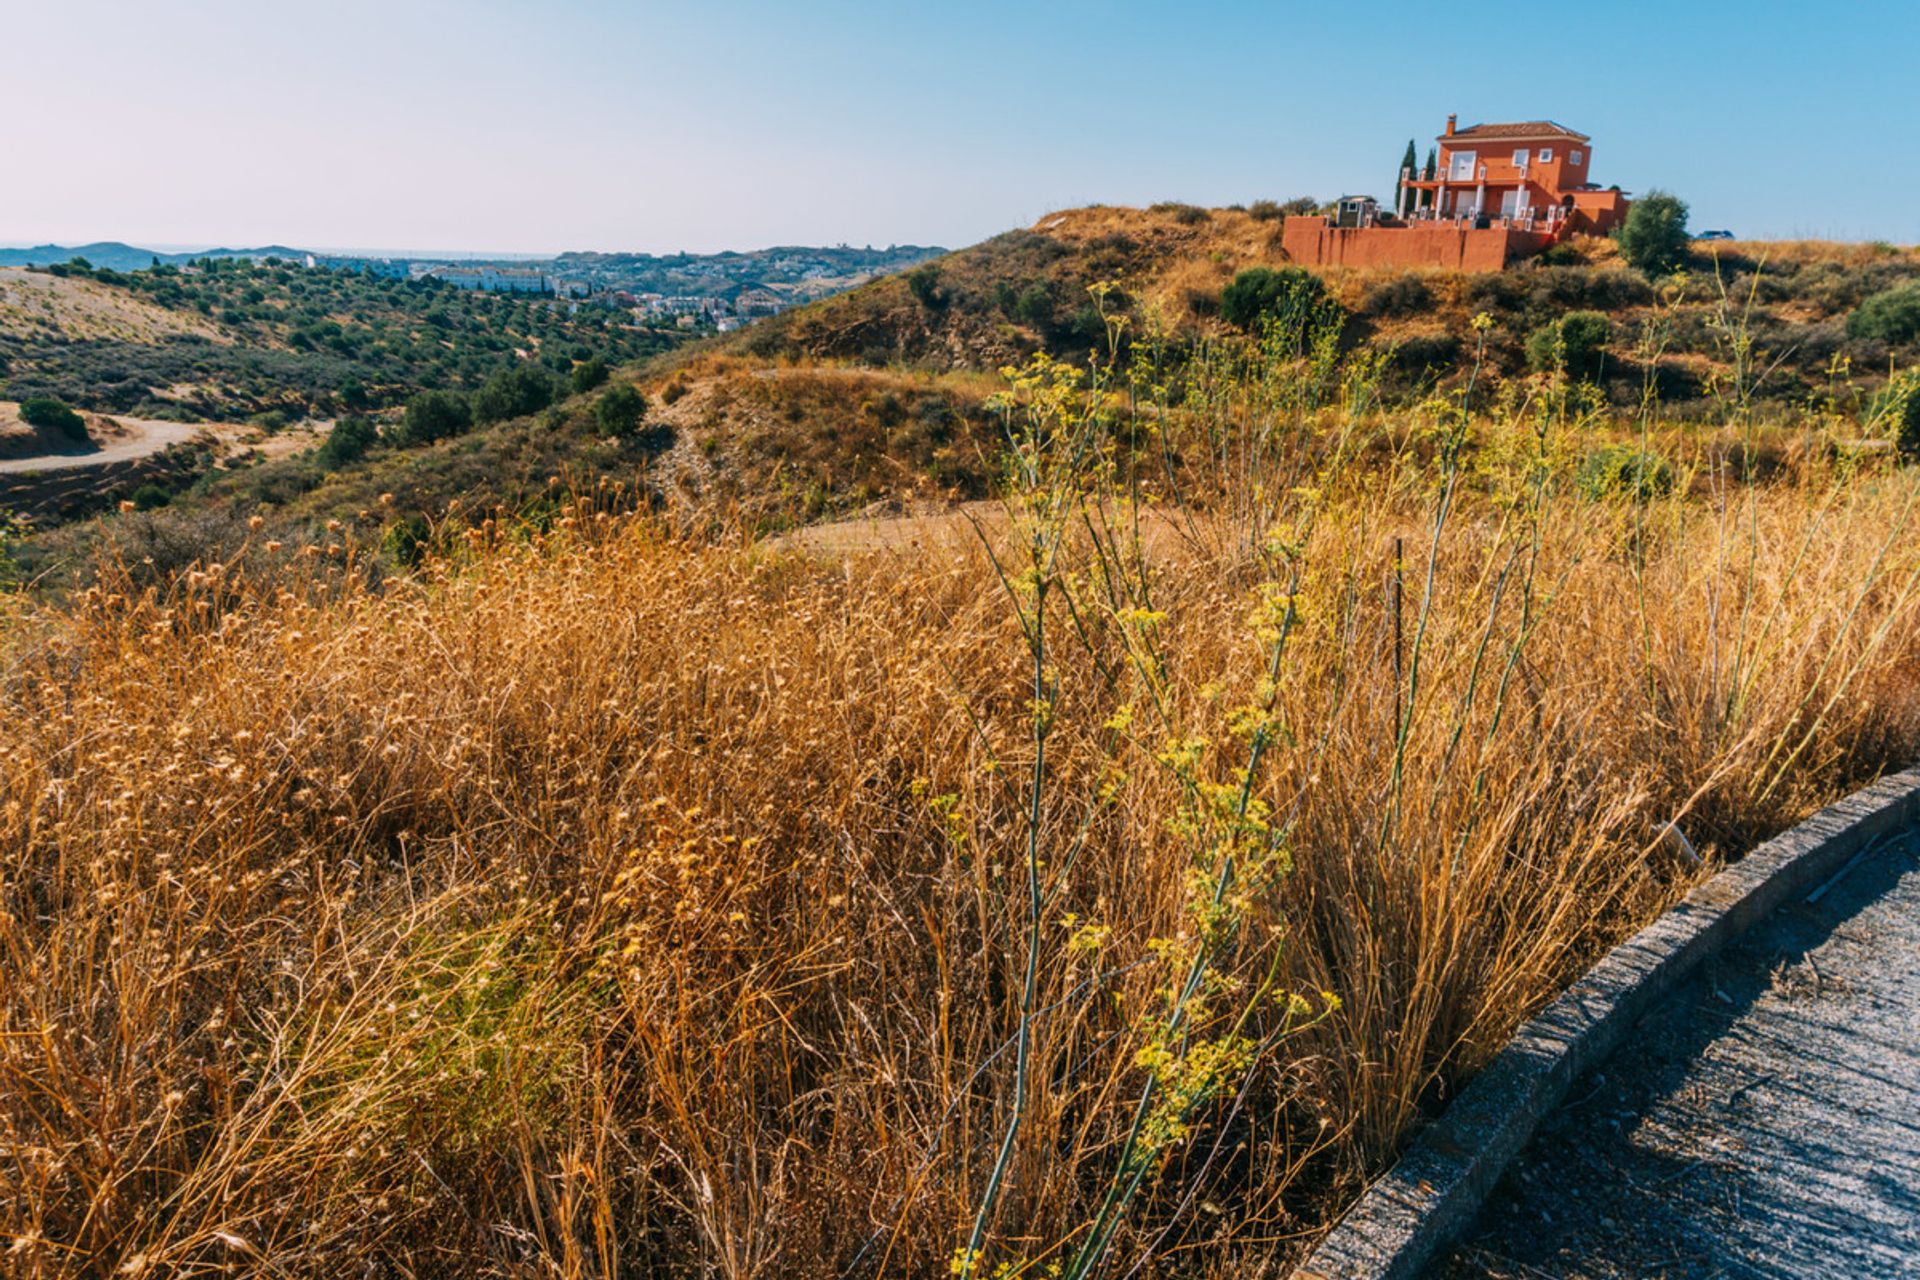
[7,0,1916,254]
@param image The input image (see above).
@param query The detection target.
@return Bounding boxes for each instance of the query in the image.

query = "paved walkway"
[1433,829,1920,1279]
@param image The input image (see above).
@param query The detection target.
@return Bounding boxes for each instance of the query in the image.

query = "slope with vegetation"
[0,257,683,425]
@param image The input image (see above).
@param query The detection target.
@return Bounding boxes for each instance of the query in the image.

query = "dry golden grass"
[0,268,230,345]
[5,336,1920,1277]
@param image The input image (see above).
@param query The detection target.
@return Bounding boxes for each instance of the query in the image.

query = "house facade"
[1282,115,1631,271]
[1401,116,1629,236]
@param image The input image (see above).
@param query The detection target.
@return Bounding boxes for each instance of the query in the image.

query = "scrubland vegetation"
[0,258,680,423]
[6,284,1920,1277]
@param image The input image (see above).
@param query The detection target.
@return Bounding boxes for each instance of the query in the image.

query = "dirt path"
[1432,828,1920,1279]
[0,403,329,478]
[0,417,203,474]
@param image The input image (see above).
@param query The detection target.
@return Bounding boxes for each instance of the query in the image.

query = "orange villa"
[1282,115,1632,271]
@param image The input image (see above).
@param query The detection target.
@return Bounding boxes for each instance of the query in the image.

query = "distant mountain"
[0,242,308,271]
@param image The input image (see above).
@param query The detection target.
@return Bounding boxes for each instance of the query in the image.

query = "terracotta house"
[1282,115,1631,271]
[1401,117,1629,236]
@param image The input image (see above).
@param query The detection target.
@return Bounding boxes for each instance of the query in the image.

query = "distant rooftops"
[1442,119,1590,143]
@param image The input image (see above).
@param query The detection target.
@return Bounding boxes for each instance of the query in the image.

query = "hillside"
[0,257,680,422]
[725,204,1920,411]
[0,267,229,344]
[9,204,1920,584]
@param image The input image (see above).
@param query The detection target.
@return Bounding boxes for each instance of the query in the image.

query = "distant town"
[0,240,947,334]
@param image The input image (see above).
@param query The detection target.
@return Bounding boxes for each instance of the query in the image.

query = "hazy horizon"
[8,0,1919,253]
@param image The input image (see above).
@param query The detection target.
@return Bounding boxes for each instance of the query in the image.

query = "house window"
[1570,149,1584,165]
[1512,148,1529,166]
[1538,147,1554,162]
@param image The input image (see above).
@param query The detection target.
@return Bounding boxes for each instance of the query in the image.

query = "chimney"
[1445,113,1457,136]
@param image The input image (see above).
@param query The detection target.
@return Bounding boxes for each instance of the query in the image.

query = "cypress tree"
[1396,140,1417,213]
[1422,147,1438,209]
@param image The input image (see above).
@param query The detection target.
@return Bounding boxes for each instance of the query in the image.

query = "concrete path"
[1433,829,1920,1279]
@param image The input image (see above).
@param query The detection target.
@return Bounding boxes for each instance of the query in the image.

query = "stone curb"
[1292,764,1920,1280]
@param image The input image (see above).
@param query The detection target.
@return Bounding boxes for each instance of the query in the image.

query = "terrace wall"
[1282,218,1554,272]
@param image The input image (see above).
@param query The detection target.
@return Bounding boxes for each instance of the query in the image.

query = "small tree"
[570,356,610,395]
[1396,138,1418,213]
[19,397,88,443]
[596,383,648,437]
[317,415,379,469]
[1615,190,1690,276]
[395,389,472,447]
[472,365,555,424]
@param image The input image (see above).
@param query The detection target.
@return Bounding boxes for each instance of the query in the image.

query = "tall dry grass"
[4,325,1920,1277]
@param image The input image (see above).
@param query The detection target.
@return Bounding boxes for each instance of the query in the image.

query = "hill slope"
[10,205,1920,582]
[726,204,1920,409]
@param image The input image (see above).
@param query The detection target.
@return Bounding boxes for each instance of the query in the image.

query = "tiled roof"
[1445,120,1590,142]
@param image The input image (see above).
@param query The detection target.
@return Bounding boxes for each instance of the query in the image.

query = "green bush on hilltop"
[1615,190,1691,276]
[19,396,89,442]
[1848,283,1920,346]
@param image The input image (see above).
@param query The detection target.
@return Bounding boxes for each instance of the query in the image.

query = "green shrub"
[130,482,173,511]
[1219,266,1327,333]
[1246,200,1284,222]
[317,415,379,469]
[1387,332,1461,377]
[472,365,554,424]
[383,512,433,567]
[1615,190,1690,276]
[1848,283,1920,346]
[595,383,648,437]
[1576,445,1673,500]
[1526,310,1612,380]
[1008,282,1055,327]
[1361,274,1431,319]
[1873,370,1920,456]
[1150,202,1210,225]
[1538,243,1583,267]
[569,356,610,395]
[19,397,88,442]
[395,390,473,447]
[906,265,948,311]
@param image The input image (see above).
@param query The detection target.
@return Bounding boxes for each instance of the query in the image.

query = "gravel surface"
[1432,828,1920,1279]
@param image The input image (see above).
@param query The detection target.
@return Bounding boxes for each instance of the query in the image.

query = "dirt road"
[0,416,204,475]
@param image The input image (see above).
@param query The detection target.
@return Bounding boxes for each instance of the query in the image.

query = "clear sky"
[8,0,1917,255]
